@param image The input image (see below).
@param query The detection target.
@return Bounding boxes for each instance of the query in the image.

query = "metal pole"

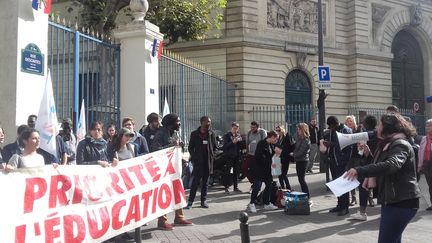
[239,212,250,243]
[317,0,327,173]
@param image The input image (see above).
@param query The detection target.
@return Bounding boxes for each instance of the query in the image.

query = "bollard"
[134,227,141,243]
[239,212,250,243]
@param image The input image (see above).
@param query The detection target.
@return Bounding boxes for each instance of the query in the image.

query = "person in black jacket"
[152,113,193,230]
[276,125,294,190]
[141,112,161,149]
[76,121,110,167]
[247,131,280,213]
[325,116,353,216]
[345,113,420,243]
[222,122,242,193]
[2,125,28,162]
[186,116,217,209]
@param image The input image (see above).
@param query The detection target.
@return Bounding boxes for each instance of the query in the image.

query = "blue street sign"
[318,66,330,81]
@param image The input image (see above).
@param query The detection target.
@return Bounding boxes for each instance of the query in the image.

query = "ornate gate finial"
[129,0,149,23]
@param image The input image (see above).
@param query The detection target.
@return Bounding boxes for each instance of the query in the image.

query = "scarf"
[424,135,432,162]
[377,133,407,151]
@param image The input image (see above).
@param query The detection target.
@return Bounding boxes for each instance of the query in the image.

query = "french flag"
[32,0,52,14]
[151,39,164,60]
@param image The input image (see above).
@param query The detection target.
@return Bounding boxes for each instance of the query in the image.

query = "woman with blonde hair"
[291,123,311,199]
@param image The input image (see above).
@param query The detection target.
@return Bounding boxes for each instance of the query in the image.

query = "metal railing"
[159,52,236,146]
[251,104,317,135]
[348,105,427,135]
[48,18,121,131]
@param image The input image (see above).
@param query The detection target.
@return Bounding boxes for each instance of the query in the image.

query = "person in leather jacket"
[345,113,421,243]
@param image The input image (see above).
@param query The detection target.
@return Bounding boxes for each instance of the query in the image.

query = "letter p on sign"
[318,66,330,81]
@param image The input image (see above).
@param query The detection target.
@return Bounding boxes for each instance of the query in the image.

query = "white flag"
[35,70,58,158]
[163,97,170,117]
[76,99,86,143]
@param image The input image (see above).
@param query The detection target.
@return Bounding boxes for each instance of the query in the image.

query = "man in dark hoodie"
[324,116,353,216]
[151,113,193,230]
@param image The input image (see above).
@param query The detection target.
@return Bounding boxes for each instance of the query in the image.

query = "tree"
[61,0,226,44]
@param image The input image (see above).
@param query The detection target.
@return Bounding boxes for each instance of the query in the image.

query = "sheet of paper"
[326,172,360,197]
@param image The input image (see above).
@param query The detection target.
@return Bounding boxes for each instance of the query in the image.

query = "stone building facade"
[169,0,432,128]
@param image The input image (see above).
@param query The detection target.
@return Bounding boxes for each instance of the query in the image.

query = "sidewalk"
[139,167,432,243]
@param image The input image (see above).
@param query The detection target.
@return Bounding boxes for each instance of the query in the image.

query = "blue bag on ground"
[284,191,310,215]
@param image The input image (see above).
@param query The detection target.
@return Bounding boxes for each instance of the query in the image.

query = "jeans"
[250,178,272,205]
[296,161,310,198]
[329,159,349,209]
[188,164,210,203]
[358,177,369,208]
[423,163,432,204]
[278,159,291,189]
[307,144,319,171]
[378,206,417,243]
[226,156,240,189]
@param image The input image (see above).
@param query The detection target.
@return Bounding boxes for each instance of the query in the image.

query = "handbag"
[271,156,282,176]
[284,191,310,215]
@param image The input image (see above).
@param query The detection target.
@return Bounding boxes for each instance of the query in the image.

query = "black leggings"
[296,161,310,198]
[278,160,291,190]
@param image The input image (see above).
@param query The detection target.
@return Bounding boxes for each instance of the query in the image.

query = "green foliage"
[62,0,227,43]
[147,0,227,43]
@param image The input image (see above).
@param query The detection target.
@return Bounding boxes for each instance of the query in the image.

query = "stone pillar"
[0,0,48,142]
[113,0,163,129]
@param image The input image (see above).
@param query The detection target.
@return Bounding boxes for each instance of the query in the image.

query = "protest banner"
[0,147,186,242]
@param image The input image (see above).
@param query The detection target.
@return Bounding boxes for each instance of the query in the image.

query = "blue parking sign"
[318,66,330,81]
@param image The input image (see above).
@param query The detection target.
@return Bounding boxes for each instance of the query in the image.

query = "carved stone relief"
[296,52,307,67]
[267,0,326,35]
[410,3,423,27]
[371,3,391,41]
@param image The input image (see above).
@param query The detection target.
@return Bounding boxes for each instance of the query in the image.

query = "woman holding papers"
[345,113,420,243]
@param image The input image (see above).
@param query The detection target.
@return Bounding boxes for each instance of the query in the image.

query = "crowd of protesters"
[0,104,430,243]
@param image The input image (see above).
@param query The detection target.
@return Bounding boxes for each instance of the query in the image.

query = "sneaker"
[426,206,432,211]
[247,203,257,213]
[224,188,230,194]
[264,203,278,210]
[157,222,174,231]
[201,201,209,208]
[174,218,194,226]
[329,206,342,213]
[349,211,367,221]
[308,200,314,207]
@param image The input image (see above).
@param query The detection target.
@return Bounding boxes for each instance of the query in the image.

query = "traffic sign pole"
[317,0,327,175]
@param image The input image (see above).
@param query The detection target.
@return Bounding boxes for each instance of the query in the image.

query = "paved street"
[138,166,432,243]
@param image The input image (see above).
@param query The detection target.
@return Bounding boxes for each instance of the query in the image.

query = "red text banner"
[0,147,186,242]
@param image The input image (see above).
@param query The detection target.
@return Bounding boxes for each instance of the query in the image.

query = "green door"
[285,70,312,134]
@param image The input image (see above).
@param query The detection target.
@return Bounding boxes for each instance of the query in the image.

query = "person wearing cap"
[122,117,149,155]
[107,127,138,162]
[141,112,161,149]
[152,113,193,230]
[186,116,217,209]
[106,127,139,241]
[58,118,77,165]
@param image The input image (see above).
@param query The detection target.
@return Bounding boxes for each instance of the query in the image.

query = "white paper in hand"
[326,172,360,197]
